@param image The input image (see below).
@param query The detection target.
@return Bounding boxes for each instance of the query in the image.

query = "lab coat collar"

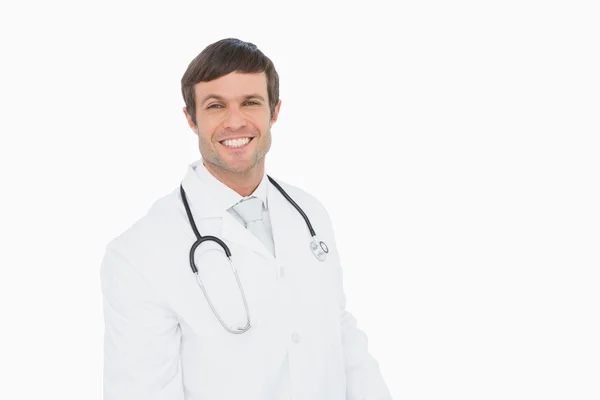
[182,159,269,218]
[180,159,277,261]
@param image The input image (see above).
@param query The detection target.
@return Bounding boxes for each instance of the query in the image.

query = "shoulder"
[103,187,184,260]
[100,188,188,309]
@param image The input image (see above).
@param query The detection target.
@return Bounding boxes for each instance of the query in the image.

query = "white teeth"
[221,137,251,148]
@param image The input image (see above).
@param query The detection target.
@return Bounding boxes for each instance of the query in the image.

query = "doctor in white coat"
[100,38,393,400]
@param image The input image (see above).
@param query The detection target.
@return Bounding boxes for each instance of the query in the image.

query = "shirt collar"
[194,159,269,211]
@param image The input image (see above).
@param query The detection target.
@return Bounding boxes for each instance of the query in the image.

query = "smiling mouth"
[220,137,254,149]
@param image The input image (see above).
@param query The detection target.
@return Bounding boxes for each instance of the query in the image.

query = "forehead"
[194,71,268,100]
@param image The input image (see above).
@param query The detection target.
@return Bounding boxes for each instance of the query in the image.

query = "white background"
[1,0,598,399]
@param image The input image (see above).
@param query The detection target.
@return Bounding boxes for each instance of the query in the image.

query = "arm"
[337,274,393,400]
[326,215,393,399]
[100,245,183,400]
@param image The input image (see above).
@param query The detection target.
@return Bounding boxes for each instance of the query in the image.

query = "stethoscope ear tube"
[194,259,252,334]
[189,236,232,273]
[181,183,251,333]
[180,185,201,239]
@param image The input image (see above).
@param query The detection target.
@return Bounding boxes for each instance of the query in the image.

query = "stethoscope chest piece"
[310,237,329,261]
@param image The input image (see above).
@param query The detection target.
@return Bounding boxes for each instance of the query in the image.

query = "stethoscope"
[179,175,329,335]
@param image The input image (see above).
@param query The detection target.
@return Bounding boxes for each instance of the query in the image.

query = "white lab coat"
[100,160,392,400]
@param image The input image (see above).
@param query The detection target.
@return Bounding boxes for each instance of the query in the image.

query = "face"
[184,71,281,178]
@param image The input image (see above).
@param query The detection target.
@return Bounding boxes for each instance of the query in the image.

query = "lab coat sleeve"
[100,244,183,400]
[325,214,394,400]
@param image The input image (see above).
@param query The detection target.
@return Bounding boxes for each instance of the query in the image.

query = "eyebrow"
[200,94,267,105]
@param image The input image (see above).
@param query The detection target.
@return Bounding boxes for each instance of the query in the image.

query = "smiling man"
[100,38,392,400]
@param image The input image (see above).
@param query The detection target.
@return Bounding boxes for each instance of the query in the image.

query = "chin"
[224,161,255,174]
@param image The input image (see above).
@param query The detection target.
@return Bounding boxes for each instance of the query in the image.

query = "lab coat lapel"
[220,211,273,261]
[266,177,307,261]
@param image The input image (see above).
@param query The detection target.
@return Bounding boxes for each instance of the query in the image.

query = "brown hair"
[181,38,280,126]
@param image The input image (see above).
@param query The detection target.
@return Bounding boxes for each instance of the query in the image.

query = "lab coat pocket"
[193,241,250,333]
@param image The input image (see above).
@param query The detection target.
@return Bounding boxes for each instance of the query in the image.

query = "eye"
[206,104,223,109]
[245,101,260,106]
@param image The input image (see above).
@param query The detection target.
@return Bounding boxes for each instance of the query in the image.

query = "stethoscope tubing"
[179,174,327,334]
[267,176,316,237]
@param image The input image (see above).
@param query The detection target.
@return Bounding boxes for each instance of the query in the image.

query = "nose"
[222,105,247,131]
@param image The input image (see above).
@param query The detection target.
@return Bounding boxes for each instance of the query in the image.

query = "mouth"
[219,137,255,150]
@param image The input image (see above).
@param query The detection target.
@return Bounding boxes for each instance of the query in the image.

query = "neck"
[203,161,265,197]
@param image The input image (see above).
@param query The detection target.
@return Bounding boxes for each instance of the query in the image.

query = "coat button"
[292,332,300,343]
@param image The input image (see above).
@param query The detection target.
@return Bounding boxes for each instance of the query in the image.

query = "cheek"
[259,116,274,133]
[247,108,271,126]
[196,121,219,140]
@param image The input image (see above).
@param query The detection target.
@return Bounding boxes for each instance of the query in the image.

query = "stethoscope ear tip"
[234,324,252,334]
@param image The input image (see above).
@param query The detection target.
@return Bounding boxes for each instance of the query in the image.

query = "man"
[100,38,392,400]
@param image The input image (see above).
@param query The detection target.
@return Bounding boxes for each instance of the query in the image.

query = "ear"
[270,99,282,126]
[183,107,198,133]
